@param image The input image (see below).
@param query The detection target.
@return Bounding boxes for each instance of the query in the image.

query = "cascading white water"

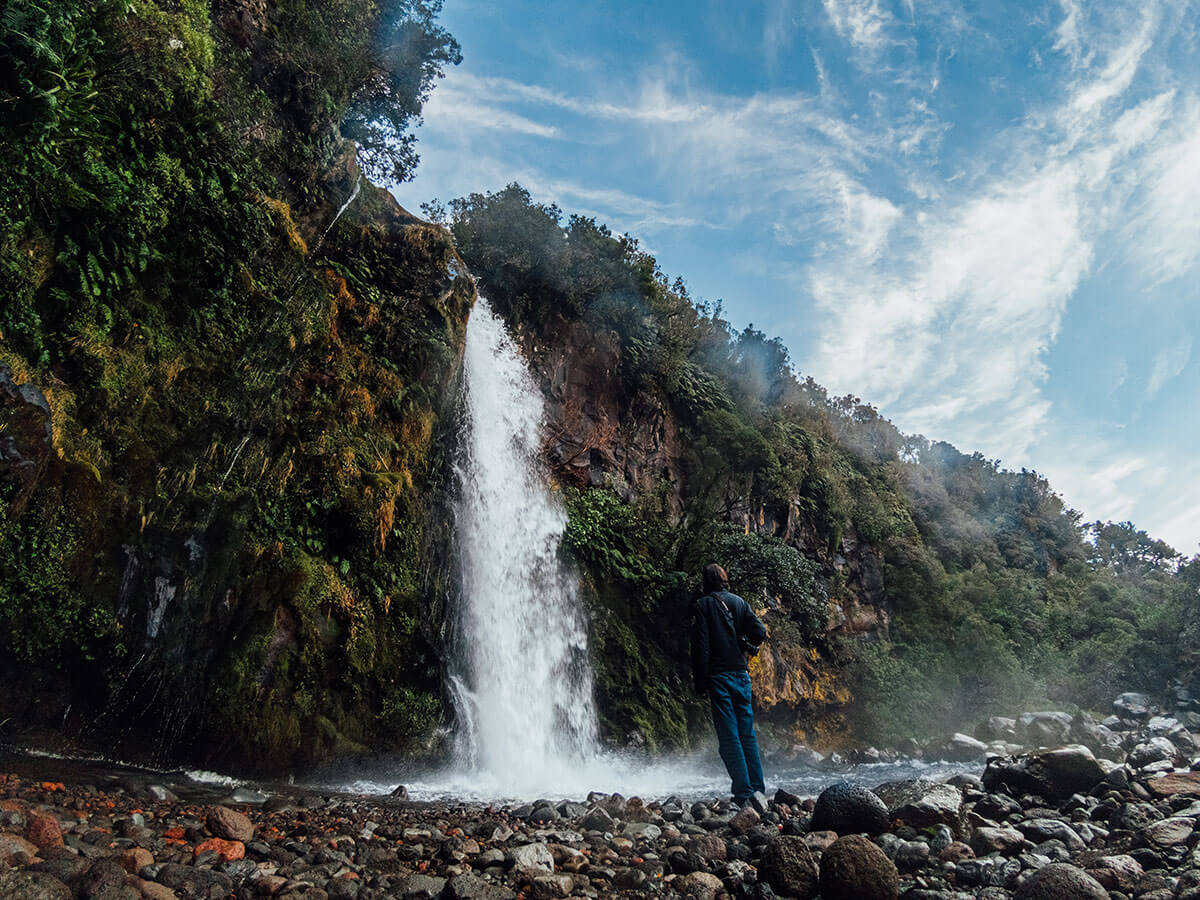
[450,297,598,788]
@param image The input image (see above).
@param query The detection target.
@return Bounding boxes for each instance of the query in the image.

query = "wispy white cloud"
[809,162,1093,458]
[1059,11,1156,143]
[804,4,1186,464]
[1124,97,1200,285]
[821,0,901,59]
[1041,441,1200,553]
[422,82,562,138]
[1041,450,1150,522]
[1052,0,1090,69]
[764,0,799,69]
[1147,337,1193,397]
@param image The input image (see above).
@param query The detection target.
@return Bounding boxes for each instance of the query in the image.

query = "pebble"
[0,692,1195,898]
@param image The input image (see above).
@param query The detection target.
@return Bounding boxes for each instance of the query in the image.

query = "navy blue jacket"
[690,590,767,693]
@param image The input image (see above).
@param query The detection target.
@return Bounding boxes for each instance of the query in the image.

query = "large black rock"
[757,835,820,899]
[982,745,1107,802]
[819,835,899,900]
[1013,863,1108,899]
[811,782,890,836]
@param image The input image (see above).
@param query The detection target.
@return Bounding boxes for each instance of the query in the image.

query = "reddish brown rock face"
[1144,771,1200,799]
[25,811,63,849]
[194,837,246,862]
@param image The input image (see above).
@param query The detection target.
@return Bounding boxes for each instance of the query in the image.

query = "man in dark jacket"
[690,563,768,804]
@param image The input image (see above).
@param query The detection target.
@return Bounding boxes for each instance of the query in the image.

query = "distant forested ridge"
[0,0,1195,770]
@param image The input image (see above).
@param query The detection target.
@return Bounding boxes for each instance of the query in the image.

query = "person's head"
[702,563,729,594]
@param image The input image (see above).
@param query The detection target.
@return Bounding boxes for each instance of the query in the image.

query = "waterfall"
[450,297,598,785]
[338,297,747,799]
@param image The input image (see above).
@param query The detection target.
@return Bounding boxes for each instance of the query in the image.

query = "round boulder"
[757,835,819,899]
[675,871,724,900]
[26,811,64,849]
[206,806,254,843]
[1017,711,1073,746]
[1113,692,1152,719]
[819,835,899,900]
[1013,863,1108,900]
[874,778,964,834]
[1128,737,1176,769]
[811,782,890,836]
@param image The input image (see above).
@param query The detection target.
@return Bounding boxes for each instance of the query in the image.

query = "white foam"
[184,769,243,788]
[332,754,977,804]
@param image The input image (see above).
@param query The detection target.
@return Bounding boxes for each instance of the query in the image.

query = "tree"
[343,0,461,184]
[1087,520,1180,573]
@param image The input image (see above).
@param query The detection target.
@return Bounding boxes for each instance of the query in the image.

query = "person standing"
[690,562,768,805]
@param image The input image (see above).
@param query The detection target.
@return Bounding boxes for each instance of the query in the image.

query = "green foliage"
[563,485,678,594]
[0,498,120,665]
[712,526,823,638]
[344,0,461,183]
[452,182,1200,748]
[379,686,442,738]
[0,0,465,770]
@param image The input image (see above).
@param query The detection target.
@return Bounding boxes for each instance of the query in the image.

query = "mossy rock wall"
[0,0,474,772]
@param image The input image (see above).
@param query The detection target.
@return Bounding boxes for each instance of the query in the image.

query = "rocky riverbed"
[2,693,1199,899]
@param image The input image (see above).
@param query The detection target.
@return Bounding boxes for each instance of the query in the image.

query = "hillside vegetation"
[443,184,1200,748]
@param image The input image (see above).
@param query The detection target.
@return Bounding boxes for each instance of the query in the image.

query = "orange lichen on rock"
[194,838,245,861]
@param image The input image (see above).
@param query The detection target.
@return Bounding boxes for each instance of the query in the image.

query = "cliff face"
[515,311,888,751]
[0,0,474,771]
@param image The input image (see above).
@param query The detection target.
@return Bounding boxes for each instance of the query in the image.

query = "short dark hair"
[702,563,729,593]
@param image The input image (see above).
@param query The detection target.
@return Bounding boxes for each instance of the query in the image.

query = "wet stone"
[1140,816,1194,849]
[1085,853,1144,891]
[26,811,64,849]
[623,822,661,840]
[206,806,254,843]
[757,835,819,899]
[445,873,517,900]
[508,842,554,874]
[529,873,574,899]
[729,805,760,835]
[398,873,448,899]
[0,868,73,900]
[894,839,931,871]
[819,834,900,900]
[674,871,723,900]
[1016,818,1086,851]
[1013,862,1108,899]
[30,855,92,885]
[811,783,890,836]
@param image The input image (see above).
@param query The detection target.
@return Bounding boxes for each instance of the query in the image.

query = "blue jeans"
[708,670,765,802]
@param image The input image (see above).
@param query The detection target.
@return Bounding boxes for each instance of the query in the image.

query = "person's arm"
[689,601,709,695]
[740,597,767,646]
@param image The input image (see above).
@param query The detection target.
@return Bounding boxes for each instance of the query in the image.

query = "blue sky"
[393,0,1200,553]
